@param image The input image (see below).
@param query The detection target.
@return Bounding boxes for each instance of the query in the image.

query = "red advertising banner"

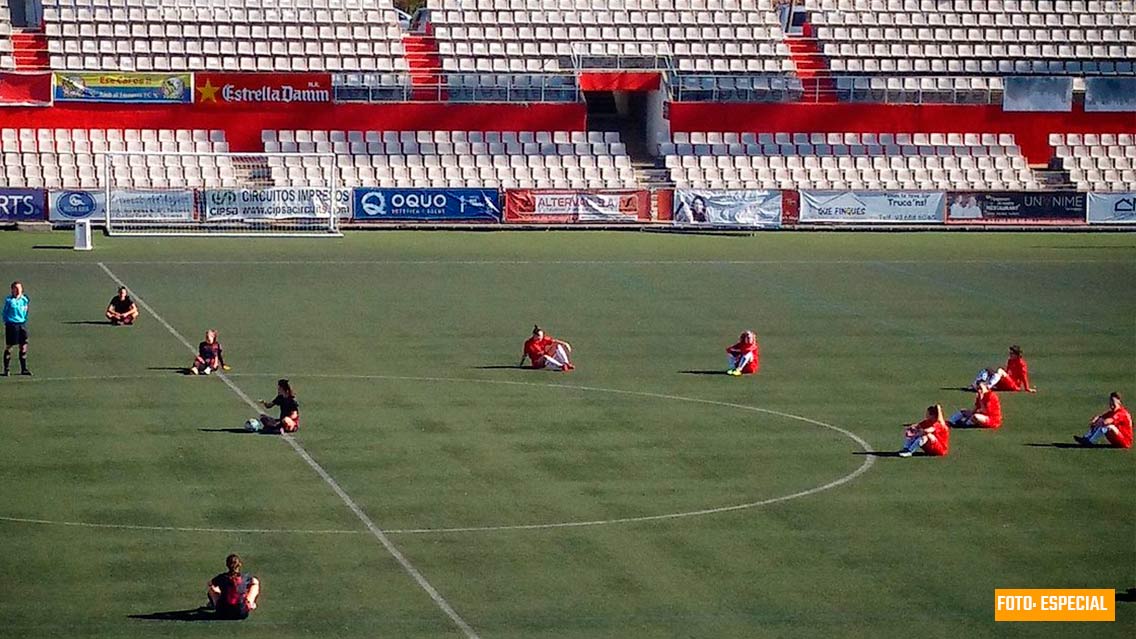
[781,189,800,226]
[0,72,52,106]
[195,73,333,105]
[504,190,650,223]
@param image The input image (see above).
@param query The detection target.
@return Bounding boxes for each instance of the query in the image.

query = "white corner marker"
[96,263,479,638]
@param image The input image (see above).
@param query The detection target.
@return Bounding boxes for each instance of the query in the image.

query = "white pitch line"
[227,373,877,535]
[95,262,481,639]
[2,257,1128,266]
[3,371,876,536]
[0,515,363,536]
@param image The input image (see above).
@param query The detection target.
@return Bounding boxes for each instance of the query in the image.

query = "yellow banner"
[995,589,1115,622]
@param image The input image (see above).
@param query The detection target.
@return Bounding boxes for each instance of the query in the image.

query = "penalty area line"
[95,262,481,639]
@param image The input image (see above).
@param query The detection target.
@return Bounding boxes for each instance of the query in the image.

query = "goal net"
[103,152,344,236]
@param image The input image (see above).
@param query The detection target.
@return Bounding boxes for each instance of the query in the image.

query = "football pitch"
[0,231,1132,638]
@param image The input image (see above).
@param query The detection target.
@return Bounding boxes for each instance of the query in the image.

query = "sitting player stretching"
[190,329,228,375]
[949,381,1002,429]
[973,344,1036,393]
[1075,392,1132,448]
[206,553,259,620]
[725,331,760,376]
[105,287,139,325]
[520,326,574,371]
[898,404,951,458]
[258,379,300,433]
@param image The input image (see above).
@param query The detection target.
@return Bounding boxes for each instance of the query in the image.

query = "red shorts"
[1106,429,1132,449]
[922,440,949,457]
[993,376,1020,392]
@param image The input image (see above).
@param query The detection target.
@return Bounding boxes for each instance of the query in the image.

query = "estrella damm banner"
[995,589,1115,622]
[53,72,193,103]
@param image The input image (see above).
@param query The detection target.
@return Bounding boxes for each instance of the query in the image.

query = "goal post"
[103,152,345,236]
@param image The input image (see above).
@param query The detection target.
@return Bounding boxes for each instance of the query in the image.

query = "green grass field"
[0,231,1132,638]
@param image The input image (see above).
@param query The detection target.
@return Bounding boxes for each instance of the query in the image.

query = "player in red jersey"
[899,404,950,457]
[949,381,1003,429]
[725,330,760,376]
[190,329,228,375]
[520,325,573,371]
[1075,392,1132,448]
[974,345,1036,393]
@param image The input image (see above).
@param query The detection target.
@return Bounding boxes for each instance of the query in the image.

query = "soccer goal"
[103,152,345,236]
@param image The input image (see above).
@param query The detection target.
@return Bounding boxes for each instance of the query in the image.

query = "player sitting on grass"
[973,344,1036,393]
[258,379,300,433]
[898,404,951,457]
[1074,392,1132,449]
[206,553,259,620]
[190,329,228,375]
[948,380,1002,429]
[520,326,574,371]
[725,331,760,376]
[104,287,139,325]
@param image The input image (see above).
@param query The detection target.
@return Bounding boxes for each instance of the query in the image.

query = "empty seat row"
[664,130,1039,190]
[1052,133,1136,190]
[265,128,637,190]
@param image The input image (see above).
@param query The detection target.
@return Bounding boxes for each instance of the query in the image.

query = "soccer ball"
[244,418,262,433]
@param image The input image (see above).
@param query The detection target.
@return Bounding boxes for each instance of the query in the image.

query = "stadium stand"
[1051,133,1136,191]
[263,129,636,189]
[0,4,16,70]
[809,0,1136,76]
[427,0,794,73]
[0,128,231,189]
[661,131,1040,190]
[43,0,409,72]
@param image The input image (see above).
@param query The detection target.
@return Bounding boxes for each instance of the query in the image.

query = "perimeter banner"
[947,192,1086,224]
[203,188,334,219]
[107,190,196,220]
[53,72,192,103]
[195,73,332,105]
[504,190,649,223]
[48,190,105,222]
[800,191,945,223]
[1086,192,1136,224]
[673,189,783,227]
[353,188,500,221]
[0,188,47,221]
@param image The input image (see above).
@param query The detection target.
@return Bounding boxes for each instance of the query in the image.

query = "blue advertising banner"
[0,188,47,221]
[53,72,193,104]
[353,188,501,221]
[49,190,106,222]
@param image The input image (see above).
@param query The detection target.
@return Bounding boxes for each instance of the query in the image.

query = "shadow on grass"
[939,386,975,392]
[1025,442,1113,450]
[198,428,251,434]
[129,607,218,622]
[471,365,523,370]
[852,450,915,458]
[63,320,113,326]
[680,370,728,376]
[148,366,192,375]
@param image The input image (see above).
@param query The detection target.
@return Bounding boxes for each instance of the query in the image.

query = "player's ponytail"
[931,404,944,423]
[532,325,541,335]
[226,553,242,577]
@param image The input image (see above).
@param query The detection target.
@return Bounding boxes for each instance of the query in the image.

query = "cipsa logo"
[56,191,98,218]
